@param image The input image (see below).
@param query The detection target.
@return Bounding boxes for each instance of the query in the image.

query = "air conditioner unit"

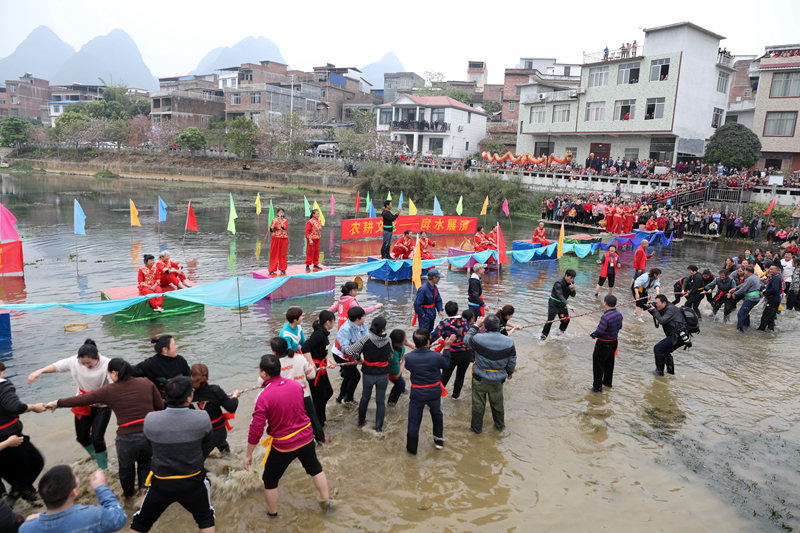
[569,90,578,98]
[538,93,547,101]
[576,87,586,94]
[457,125,464,132]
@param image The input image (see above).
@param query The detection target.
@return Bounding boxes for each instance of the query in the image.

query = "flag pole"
[181,201,190,259]
[74,233,79,275]
[236,276,243,330]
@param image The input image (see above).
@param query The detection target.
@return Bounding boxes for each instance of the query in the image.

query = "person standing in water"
[190,364,239,457]
[134,335,190,397]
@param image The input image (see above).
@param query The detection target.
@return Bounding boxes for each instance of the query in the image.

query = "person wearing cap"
[414,269,444,333]
[156,251,191,290]
[468,264,486,317]
[130,376,214,533]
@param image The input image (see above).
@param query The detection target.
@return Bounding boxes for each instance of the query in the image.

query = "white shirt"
[279,354,316,398]
[781,258,795,283]
[634,272,661,290]
[52,355,111,393]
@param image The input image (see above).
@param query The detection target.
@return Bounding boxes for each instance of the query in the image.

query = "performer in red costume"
[305,209,322,271]
[532,221,551,246]
[622,205,634,234]
[419,231,436,260]
[473,226,496,252]
[138,254,164,312]
[268,208,289,275]
[392,230,414,259]
[156,251,191,290]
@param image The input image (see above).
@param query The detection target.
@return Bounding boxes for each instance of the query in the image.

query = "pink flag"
[501,198,510,217]
[330,194,336,216]
[0,204,20,241]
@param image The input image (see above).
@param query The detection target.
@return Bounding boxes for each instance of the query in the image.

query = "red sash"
[0,417,19,431]
[118,418,145,428]
[210,412,235,430]
[362,360,389,367]
[313,358,328,386]
[411,381,448,397]
[70,389,92,419]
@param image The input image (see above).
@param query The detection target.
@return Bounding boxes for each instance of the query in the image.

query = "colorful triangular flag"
[480,196,489,216]
[255,193,262,215]
[557,220,565,259]
[355,192,361,213]
[130,199,141,227]
[74,199,86,235]
[158,196,167,222]
[387,191,392,201]
[0,204,20,241]
[433,196,443,216]
[330,195,336,216]
[313,200,326,226]
[398,191,404,211]
[227,193,238,235]
[368,200,376,218]
[501,198,509,217]
[456,195,463,216]
[366,192,371,215]
[496,223,508,265]
[409,199,417,216]
[304,196,311,218]
[186,201,198,232]
[267,199,275,229]
[411,236,422,290]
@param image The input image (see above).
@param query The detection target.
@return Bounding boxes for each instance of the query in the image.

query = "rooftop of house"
[643,21,725,40]
[379,94,487,115]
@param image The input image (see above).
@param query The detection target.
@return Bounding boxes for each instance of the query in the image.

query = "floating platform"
[99,285,203,323]
[511,241,544,252]
[252,264,335,300]
[0,307,10,343]
[564,233,603,244]
[447,247,499,271]
[366,256,429,283]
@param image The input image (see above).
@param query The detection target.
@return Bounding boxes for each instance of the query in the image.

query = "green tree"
[133,99,151,116]
[226,116,260,158]
[703,122,762,169]
[335,109,390,159]
[482,100,502,113]
[481,140,507,155]
[0,116,31,147]
[444,88,472,105]
[177,126,207,154]
[204,119,227,157]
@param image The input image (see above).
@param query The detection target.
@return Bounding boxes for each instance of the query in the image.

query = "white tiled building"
[516,22,733,165]
[377,94,487,157]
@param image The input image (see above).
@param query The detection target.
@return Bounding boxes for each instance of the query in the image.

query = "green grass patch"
[94,169,120,178]
[7,163,45,173]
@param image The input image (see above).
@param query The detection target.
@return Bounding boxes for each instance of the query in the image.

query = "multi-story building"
[503,59,582,126]
[725,56,759,129]
[311,64,373,122]
[383,72,424,104]
[517,22,733,165]
[467,61,487,91]
[0,88,8,118]
[377,94,487,157]
[4,74,50,123]
[151,74,225,128]
[47,83,105,126]
[752,44,800,171]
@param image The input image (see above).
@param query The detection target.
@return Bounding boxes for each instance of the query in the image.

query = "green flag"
[227,193,238,234]
[366,191,371,213]
[304,196,311,217]
[267,198,275,229]
[387,191,392,201]
[456,195,463,215]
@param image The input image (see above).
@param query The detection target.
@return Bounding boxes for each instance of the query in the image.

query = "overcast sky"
[1,0,798,83]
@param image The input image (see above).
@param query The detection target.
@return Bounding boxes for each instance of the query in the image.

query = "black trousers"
[711,294,737,318]
[441,351,472,398]
[758,301,780,331]
[654,336,685,375]
[787,290,799,311]
[304,395,325,442]
[74,405,112,453]
[130,474,215,531]
[541,303,570,338]
[0,434,43,496]
[592,339,617,390]
[333,354,361,402]
[116,432,152,497]
[308,372,333,426]
[202,427,231,457]
[686,292,704,318]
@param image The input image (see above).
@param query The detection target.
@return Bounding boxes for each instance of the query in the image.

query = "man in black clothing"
[540,269,577,341]
[380,200,401,259]
[647,294,690,376]
[683,265,706,319]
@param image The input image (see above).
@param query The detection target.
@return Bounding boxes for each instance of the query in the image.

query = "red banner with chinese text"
[340,215,477,241]
[0,241,24,276]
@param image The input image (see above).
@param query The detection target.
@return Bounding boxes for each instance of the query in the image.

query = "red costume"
[613,207,624,233]
[532,226,550,246]
[605,207,616,233]
[156,258,187,289]
[269,217,289,272]
[473,230,496,252]
[644,218,658,231]
[632,243,654,271]
[419,237,435,260]
[138,264,163,309]
[392,235,414,259]
[305,217,322,267]
[622,208,634,233]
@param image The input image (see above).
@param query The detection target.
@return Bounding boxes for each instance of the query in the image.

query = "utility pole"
[289,74,295,150]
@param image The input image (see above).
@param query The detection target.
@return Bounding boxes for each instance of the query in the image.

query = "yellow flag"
[556,221,565,259]
[409,199,417,216]
[480,196,489,216]
[411,236,422,290]
[255,193,262,215]
[313,200,325,226]
[130,199,141,227]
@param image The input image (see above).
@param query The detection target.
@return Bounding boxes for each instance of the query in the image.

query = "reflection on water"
[2,172,799,531]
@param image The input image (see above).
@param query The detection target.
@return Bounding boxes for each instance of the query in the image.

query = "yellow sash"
[260,422,312,467]
[144,469,201,487]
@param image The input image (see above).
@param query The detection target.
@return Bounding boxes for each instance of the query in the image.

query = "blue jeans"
[358,373,388,431]
[381,230,393,258]
[737,299,758,331]
[406,394,443,454]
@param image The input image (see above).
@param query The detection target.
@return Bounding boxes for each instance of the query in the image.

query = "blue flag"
[398,191,404,211]
[433,195,443,216]
[158,196,168,222]
[368,201,376,218]
[74,199,86,235]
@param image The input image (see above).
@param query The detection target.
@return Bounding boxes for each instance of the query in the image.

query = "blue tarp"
[447,249,498,268]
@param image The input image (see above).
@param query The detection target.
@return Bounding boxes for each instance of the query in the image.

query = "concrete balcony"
[391,121,449,133]
[521,91,577,105]
[717,53,734,68]
[583,47,643,64]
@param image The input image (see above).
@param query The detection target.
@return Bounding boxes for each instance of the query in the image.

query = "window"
[764,111,797,136]
[614,99,636,120]
[770,72,800,97]
[645,97,665,119]
[320,89,326,97]
[624,148,639,159]
[379,108,392,125]
[552,104,570,123]
[0,99,4,105]
[251,92,261,104]
[231,93,240,105]
[467,112,471,124]
[8,84,15,93]
[465,141,469,151]
[725,114,738,124]
[529,106,546,124]
[712,107,724,128]
[649,59,670,81]
[508,102,516,111]
[744,88,753,97]
[585,101,605,121]
[251,112,261,122]
[717,71,730,93]
[588,66,608,87]
[534,141,554,157]
[429,138,443,154]
[431,108,445,123]
[617,62,640,84]
[10,96,18,105]
[564,66,571,77]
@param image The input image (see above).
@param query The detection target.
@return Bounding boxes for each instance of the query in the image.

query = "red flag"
[355,192,361,213]
[495,223,508,265]
[763,198,776,215]
[186,201,198,232]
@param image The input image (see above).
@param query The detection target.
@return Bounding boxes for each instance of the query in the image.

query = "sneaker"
[433,437,444,450]
[335,396,343,404]
[313,265,323,271]
[587,386,603,393]
[357,418,366,427]
[280,270,287,275]
[451,395,460,401]
[652,369,665,376]
[387,401,397,408]
[305,266,311,272]
[268,271,277,275]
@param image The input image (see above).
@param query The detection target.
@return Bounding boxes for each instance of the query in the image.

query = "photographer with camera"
[646,294,691,376]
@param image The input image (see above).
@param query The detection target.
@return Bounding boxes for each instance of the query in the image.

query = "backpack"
[679,306,701,334]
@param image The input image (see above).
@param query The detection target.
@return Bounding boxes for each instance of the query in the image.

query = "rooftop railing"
[583,47,643,64]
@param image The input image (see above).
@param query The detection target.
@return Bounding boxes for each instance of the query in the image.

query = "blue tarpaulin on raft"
[598,231,673,250]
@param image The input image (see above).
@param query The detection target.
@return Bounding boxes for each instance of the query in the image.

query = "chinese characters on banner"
[340,215,478,241]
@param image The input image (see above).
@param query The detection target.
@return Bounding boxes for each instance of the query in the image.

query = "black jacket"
[649,302,686,337]
[686,272,705,299]
[134,354,190,395]
[404,347,450,401]
[302,329,330,365]
[468,274,483,306]
[191,384,238,430]
[381,209,399,229]
[549,277,576,308]
[0,379,26,438]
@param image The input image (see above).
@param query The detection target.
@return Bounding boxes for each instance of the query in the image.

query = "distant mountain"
[360,52,405,89]
[51,29,158,90]
[192,36,286,74]
[0,25,74,83]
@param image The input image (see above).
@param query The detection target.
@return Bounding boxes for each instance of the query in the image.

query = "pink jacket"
[247,376,312,451]
[327,295,378,315]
